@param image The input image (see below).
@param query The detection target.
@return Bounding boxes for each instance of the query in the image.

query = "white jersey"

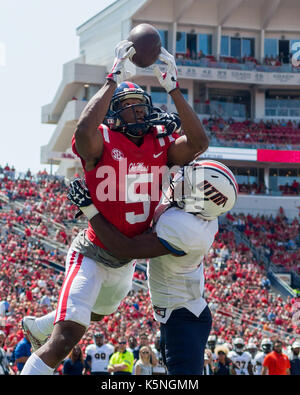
[151,347,167,374]
[253,351,267,375]
[85,343,114,373]
[148,206,218,324]
[228,351,252,375]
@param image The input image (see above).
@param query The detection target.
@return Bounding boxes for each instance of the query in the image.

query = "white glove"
[107,40,136,84]
[153,47,179,93]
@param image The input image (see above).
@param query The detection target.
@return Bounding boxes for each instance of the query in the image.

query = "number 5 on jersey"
[125,173,153,224]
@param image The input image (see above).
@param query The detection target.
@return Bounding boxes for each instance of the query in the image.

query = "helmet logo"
[198,180,228,207]
[106,117,115,125]
[111,148,125,161]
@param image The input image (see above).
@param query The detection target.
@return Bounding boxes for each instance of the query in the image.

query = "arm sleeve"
[71,134,86,171]
[108,353,116,366]
[71,134,79,157]
[15,343,30,359]
[262,355,269,367]
[14,345,22,359]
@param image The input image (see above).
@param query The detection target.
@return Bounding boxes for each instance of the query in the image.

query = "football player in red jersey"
[21,41,209,375]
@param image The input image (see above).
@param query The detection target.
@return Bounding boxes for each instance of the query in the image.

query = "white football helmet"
[246,342,257,355]
[233,338,245,354]
[261,338,273,354]
[171,160,238,220]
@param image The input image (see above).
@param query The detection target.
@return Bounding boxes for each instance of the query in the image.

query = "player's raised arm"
[75,40,135,168]
[153,48,209,166]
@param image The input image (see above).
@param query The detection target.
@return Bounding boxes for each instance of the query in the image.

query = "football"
[128,23,161,68]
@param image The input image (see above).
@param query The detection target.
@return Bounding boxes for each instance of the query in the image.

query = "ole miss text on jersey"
[72,124,179,249]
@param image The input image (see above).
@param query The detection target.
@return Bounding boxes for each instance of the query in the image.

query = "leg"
[21,252,104,375]
[21,320,86,374]
[23,310,104,350]
[36,320,86,368]
[91,262,135,316]
[163,306,212,375]
[160,323,167,368]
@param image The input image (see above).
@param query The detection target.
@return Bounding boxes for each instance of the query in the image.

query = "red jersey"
[72,124,178,248]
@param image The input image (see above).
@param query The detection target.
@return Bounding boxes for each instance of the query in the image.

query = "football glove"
[150,109,181,137]
[153,47,179,93]
[67,178,99,220]
[107,40,136,84]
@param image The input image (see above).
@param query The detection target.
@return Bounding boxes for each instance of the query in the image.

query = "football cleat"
[22,316,48,352]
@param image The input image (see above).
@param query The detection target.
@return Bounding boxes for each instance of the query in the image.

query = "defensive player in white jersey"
[246,342,258,371]
[253,338,273,375]
[67,159,238,375]
[228,338,253,375]
[85,332,114,375]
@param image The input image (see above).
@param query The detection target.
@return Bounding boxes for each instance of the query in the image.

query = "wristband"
[80,204,99,221]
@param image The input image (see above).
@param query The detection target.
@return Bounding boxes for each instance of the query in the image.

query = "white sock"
[21,353,54,375]
[35,311,56,339]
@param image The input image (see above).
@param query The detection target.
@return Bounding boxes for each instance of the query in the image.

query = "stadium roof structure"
[76,0,300,34]
[41,0,300,175]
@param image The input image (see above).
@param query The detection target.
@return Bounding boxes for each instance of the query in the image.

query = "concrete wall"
[77,0,148,68]
[231,194,300,219]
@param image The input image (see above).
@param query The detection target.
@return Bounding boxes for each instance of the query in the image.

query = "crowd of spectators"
[203,117,300,148]
[264,54,283,67]
[0,165,299,375]
[176,51,259,66]
[237,180,300,196]
[226,210,300,274]
[205,227,300,345]
[174,50,298,73]
[0,166,83,247]
[279,180,300,195]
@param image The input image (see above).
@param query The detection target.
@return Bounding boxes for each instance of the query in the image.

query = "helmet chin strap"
[123,125,149,138]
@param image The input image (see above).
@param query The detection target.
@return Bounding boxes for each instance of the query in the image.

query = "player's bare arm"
[75,40,135,170]
[153,47,209,166]
[89,213,170,260]
[75,80,115,170]
[67,179,174,260]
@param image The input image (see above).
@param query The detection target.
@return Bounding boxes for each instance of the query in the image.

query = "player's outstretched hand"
[67,178,92,208]
[67,179,99,220]
[150,109,181,137]
[107,40,136,84]
[153,47,179,93]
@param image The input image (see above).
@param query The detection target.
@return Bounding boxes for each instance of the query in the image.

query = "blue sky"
[0,0,114,173]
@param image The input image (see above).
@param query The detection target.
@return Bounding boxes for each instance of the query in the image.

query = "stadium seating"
[0,167,299,368]
[175,53,300,74]
[204,118,300,150]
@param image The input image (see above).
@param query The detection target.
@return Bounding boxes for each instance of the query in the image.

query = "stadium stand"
[203,117,300,150]
[174,53,300,74]
[0,166,299,375]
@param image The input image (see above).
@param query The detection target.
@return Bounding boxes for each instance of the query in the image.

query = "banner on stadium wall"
[200,147,257,161]
[47,151,80,162]
[138,65,300,86]
[257,149,300,163]
[201,147,300,163]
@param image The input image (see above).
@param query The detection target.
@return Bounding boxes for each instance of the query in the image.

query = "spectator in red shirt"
[262,340,291,375]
